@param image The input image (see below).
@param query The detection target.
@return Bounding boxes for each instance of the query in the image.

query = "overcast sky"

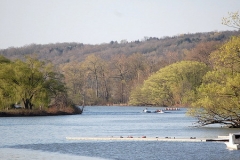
[0,0,239,49]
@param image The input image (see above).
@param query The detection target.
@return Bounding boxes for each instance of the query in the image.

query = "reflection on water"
[0,106,240,160]
[8,141,240,160]
[0,148,107,160]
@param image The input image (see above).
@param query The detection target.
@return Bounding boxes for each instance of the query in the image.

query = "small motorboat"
[143,108,151,113]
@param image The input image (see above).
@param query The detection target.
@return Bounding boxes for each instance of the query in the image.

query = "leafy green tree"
[0,55,11,64]
[0,56,65,110]
[129,61,208,106]
[189,36,240,128]
[0,56,12,109]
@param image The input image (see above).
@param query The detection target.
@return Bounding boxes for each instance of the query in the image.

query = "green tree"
[129,61,208,106]
[0,55,11,64]
[189,36,240,128]
[0,56,65,110]
[0,56,12,109]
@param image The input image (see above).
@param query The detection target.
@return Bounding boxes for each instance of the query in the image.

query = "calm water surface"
[0,106,240,160]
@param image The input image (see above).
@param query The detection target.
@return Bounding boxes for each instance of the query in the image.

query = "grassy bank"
[0,106,83,117]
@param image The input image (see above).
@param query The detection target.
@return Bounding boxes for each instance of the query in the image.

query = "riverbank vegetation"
[129,61,209,106]
[0,56,82,116]
[1,30,239,106]
[0,12,240,127]
[0,105,82,117]
[188,36,240,128]
[189,12,240,128]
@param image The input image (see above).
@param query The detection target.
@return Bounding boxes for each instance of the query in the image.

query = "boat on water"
[143,108,151,113]
[162,107,180,111]
[143,107,180,113]
[143,108,165,113]
[155,110,165,113]
[225,133,240,150]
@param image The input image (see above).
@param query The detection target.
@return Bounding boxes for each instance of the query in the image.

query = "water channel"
[0,106,240,160]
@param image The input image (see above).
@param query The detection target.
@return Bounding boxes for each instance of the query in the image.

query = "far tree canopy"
[129,61,209,106]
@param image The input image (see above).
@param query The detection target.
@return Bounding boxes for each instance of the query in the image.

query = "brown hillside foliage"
[1,31,240,105]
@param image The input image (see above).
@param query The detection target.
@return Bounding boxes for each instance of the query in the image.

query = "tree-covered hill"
[0,30,239,66]
[1,30,240,107]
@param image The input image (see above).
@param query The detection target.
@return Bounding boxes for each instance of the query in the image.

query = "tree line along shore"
[0,12,239,127]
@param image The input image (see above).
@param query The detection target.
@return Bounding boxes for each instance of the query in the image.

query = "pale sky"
[0,0,239,49]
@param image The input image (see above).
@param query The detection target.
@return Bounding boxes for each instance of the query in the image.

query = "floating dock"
[66,136,228,142]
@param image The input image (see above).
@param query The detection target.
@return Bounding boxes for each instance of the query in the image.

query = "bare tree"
[222,11,240,29]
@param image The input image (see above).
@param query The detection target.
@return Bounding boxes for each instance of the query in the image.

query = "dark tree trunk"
[23,98,33,109]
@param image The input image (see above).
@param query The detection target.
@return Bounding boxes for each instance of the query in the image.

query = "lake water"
[0,106,240,160]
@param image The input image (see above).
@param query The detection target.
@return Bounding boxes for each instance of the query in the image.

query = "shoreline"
[0,111,82,117]
[0,106,83,117]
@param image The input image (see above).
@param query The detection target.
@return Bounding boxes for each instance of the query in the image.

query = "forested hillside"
[0,30,239,65]
[1,30,240,106]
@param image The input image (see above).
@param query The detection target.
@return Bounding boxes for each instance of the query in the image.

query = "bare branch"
[222,11,240,29]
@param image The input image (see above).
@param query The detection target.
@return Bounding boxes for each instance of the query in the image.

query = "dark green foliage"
[0,55,10,63]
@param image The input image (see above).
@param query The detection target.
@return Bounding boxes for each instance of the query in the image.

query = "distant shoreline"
[0,106,83,117]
